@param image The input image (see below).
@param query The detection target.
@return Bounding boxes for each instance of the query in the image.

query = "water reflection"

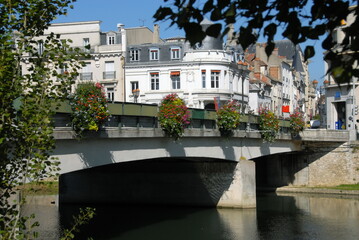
[24,193,359,240]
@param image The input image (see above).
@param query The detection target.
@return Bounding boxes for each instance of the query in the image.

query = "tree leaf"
[304,46,315,61]
[206,23,222,38]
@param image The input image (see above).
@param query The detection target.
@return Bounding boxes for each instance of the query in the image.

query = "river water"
[22,192,359,240]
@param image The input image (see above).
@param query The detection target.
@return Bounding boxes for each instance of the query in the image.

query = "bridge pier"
[59,158,256,208]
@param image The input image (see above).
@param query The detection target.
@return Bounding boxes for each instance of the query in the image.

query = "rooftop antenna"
[138,19,145,27]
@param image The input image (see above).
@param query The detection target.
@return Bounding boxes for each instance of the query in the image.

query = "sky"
[54,0,326,85]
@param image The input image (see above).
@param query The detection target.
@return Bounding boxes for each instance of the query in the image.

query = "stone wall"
[304,141,359,186]
[255,141,359,187]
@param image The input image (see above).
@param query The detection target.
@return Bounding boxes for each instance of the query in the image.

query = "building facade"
[21,21,164,102]
[125,20,249,110]
[324,7,358,140]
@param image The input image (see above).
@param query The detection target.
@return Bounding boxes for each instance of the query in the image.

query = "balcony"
[80,72,93,81]
[103,71,116,80]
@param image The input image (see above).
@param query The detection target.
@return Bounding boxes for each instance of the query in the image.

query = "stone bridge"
[53,127,352,209]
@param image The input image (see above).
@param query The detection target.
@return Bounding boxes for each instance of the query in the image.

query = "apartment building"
[21,21,163,102]
[125,19,249,110]
[324,6,358,139]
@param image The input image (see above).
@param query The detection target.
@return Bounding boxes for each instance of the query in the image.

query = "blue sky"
[54,0,325,85]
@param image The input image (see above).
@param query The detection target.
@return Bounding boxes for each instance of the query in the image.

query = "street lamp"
[312,79,318,90]
[323,79,329,88]
[238,60,248,113]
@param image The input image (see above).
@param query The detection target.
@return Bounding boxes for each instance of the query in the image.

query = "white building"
[324,6,359,140]
[125,20,249,110]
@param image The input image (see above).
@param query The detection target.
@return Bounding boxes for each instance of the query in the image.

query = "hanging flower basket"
[158,93,190,140]
[258,108,280,142]
[69,82,110,138]
[216,101,241,137]
[289,109,305,137]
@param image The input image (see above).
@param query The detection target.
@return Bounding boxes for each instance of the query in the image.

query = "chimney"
[273,47,279,56]
[153,24,160,43]
[117,23,124,32]
[226,24,235,46]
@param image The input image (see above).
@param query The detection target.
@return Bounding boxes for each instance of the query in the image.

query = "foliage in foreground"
[158,93,190,140]
[0,0,92,239]
[60,207,96,240]
[70,82,110,137]
[258,108,280,143]
[154,0,359,85]
[216,101,241,137]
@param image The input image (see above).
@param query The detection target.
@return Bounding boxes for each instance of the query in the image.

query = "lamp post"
[312,79,318,90]
[323,79,329,88]
[238,61,248,113]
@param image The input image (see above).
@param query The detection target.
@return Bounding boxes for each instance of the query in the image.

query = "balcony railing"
[103,71,116,80]
[80,72,93,81]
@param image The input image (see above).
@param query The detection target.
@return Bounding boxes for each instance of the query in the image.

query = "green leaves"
[216,101,241,137]
[304,46,315,62]
[183,22,206,46]
[0,1,83,239]
[154,0,359,85]
[158,94,190,140]
[206,23,222,37]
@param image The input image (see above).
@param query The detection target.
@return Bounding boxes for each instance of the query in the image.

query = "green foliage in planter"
[216,101,241,137]
[258,108,280,142]
[289,110,305,135]
[70,82,110,137]
[158,93,190,140]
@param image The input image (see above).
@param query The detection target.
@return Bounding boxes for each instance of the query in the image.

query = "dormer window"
[107,34,116,45]
[170,47,181,60]
[130,49,140,61]
[149,48,159,61]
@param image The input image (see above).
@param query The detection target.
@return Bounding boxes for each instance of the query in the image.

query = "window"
[149,48,159,61]
[170,47,180,60]
[107,35,115,45]
[202,70,206,88]
[211,70,220,88]
[171,71,180,89]
[150,72,159,90]
[130,49,140,61]
[104,61,115,79]
[83,38,90,52]
[38,41,44,55]
[131,81,139,91]
[81,62,92,80]
[106,87,114,101]
[102,83,114,102]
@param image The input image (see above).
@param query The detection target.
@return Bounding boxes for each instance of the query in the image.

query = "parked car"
[310,120,321,129]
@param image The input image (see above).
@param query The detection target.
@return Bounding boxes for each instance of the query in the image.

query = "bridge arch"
[53,133,301,175]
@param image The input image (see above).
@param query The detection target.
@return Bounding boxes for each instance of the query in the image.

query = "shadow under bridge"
[59,157,256,208]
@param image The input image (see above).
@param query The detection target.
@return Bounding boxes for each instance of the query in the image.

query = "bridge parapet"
[53,127,349,143]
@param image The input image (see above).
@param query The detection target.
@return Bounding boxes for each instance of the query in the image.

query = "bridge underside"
[59,157,256,208]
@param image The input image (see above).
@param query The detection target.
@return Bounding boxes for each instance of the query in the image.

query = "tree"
[0,1,88,238]
[154,0,359,85]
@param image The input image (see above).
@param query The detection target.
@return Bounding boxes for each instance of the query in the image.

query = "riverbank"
[275,186,359,196]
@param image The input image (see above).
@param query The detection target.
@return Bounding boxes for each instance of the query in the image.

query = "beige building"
[21,21,161,102]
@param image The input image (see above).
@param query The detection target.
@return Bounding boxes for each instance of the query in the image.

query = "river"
[22,192,359,240]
